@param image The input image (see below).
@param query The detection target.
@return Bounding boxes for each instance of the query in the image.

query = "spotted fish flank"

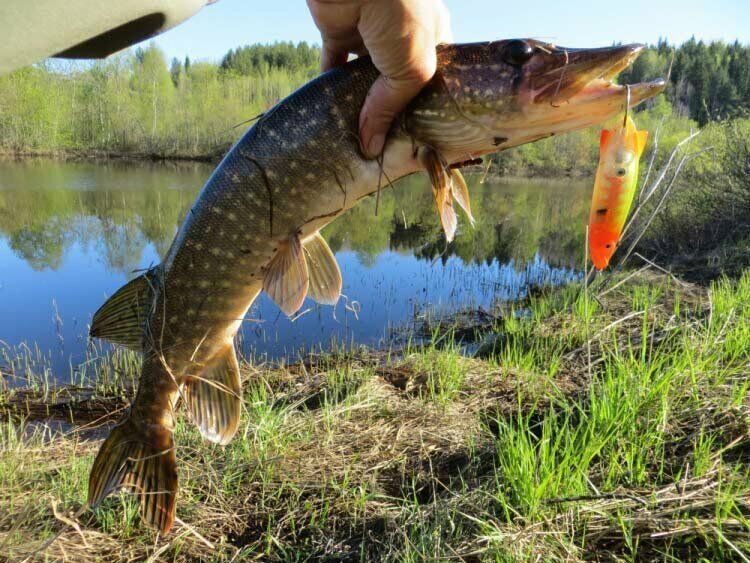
[87,40,665,532]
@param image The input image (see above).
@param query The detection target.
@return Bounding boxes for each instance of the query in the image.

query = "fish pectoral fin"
[263,234,310,316]
[184,343,241,446]
[88,415,177,534]
[420,147,458,242]
[450,169,475,226]
[90,266,160,350]
[303,232,342,305]
[600,128,612,148]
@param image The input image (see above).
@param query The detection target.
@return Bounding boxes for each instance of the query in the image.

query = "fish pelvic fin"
[450,169,475,226]
[184,343,241,445]
[90,266,160,350]
[420,147,458,242]
[263,234,309,316]
[303,233,342,305]
[88,414,177,534]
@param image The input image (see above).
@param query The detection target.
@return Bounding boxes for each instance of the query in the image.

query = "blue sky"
[153,0,750,63]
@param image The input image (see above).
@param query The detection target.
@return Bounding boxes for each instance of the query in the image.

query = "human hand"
[307,0,452,158]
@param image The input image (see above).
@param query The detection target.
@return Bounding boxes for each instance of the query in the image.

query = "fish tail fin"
[88,414,177,534]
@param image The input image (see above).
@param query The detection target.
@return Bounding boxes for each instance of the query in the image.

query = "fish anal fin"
[90,267,160,350]
[184,343,241,446]
[263,235,309,316]
[450,169,475,226]
[420,147,458,242]
[88,415,177,534]
[303,233,342,305]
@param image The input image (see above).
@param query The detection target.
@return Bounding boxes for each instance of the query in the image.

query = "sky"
[152,0,750,63]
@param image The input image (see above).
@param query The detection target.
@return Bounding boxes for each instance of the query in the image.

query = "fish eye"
[616,168,627,177]
[502,40,535,66]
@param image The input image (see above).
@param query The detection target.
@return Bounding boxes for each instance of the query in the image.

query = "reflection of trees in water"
[492,222,522,265]
[329,175,589,268]
[9,219,70,270]
[389,219,432,252]
[98,219,149,275]
[0,162,590,272]
[0,161,203,271]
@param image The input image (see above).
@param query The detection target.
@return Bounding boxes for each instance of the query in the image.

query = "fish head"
[405,40,665,158]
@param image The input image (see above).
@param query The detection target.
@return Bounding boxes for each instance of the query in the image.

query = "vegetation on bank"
[1,271,748,560]
[0,43,319,158]
[636,118,750,278]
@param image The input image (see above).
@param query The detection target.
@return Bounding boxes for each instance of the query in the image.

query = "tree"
[169,57,182,87]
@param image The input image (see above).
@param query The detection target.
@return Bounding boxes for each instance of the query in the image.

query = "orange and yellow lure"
[588,114,649,270]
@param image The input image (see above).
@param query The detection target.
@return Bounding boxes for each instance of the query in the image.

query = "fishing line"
[623,84,631,128]
[550,48,569,108]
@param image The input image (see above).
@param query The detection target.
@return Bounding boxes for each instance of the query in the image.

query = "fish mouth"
[531,43,666,108]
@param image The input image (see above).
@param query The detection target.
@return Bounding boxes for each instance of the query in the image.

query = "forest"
[0,38,748,169]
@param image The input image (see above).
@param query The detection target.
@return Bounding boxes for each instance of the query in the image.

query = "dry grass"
[0,270,748,561]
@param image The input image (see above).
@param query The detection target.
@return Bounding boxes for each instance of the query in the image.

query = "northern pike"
[87,40,665,533]
[588,114,649,270]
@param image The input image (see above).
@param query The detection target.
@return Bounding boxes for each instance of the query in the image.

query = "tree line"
[0,39,747,162]
[619,37,750,126]
[0,42,320,157]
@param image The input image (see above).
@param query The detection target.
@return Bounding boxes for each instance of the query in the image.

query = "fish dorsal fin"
[90,267,160,350]
[303,233,342,305]
[263,234,309,316]
[420,147,457,242]
[635,130,649,158]
[184,343,242,445]
[450,169,475,226]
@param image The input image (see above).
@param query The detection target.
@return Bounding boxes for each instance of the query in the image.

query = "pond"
[0,158,589,381]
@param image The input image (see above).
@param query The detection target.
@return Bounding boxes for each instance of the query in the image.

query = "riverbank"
[0,148,595,180]
[1,270,748,561]
[0,147,225,164]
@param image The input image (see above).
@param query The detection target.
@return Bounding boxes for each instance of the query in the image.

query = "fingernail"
[365,132,385,158]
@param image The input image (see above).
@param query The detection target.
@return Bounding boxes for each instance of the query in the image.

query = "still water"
[0,159,588,379]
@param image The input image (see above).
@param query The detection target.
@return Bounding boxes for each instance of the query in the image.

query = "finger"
[358,51,436,158]
[434,2,453,44]
[321,43,349,72]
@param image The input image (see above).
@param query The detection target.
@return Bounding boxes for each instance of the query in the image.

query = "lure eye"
[502,40,534,66]
[616,168,627,177]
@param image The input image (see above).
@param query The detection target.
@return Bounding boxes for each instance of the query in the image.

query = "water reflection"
[0,159,589,378]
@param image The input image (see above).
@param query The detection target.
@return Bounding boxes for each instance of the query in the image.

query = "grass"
[0,270,748,561]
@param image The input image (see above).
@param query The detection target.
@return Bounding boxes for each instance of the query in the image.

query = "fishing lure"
[588,108,649,270]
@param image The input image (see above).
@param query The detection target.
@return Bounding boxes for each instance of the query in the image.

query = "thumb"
[358,56,436,158]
